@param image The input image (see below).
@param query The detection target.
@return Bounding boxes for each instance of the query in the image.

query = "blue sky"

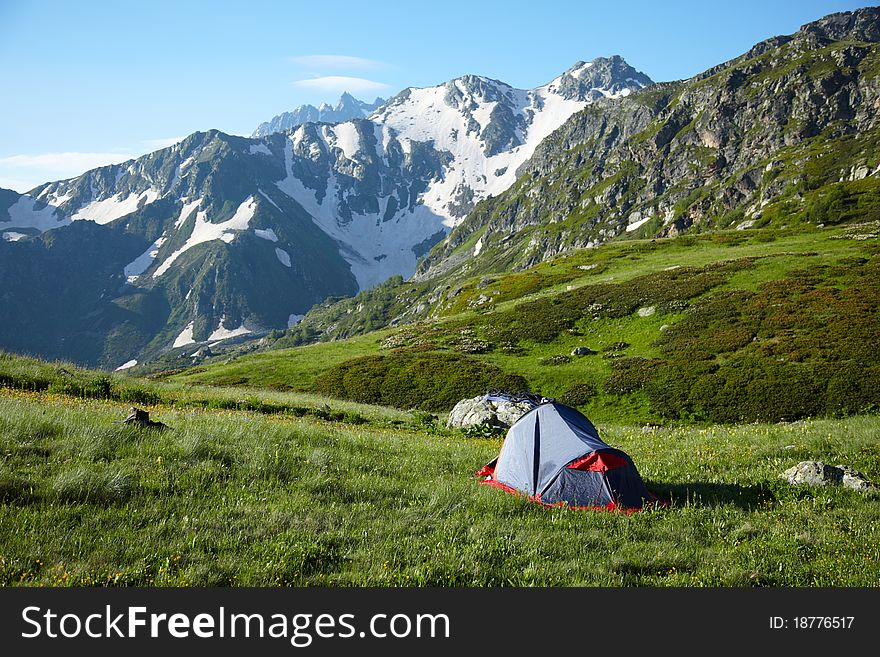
[0,0,871,192]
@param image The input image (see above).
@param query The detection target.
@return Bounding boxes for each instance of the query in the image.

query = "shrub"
[559,383,598,407]
[116,385,162,406]
[604,358,665,395]
[539,355,572,366]
[314,352,528,412]
[603,341,630,351]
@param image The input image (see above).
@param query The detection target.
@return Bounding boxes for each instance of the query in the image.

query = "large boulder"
[781,461,877,492]
[447,396,533,430]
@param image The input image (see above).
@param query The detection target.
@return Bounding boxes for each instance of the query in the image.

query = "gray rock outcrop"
[781,461,877,492]
[447,396,533,430]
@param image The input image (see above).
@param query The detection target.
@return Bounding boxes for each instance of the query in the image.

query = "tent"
[476,401,656,510]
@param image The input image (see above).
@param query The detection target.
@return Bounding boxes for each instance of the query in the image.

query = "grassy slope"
[0,351,414,426]
[1,391,877,586]
[166,223,878,423]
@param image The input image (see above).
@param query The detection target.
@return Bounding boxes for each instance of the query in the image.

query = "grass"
[0,351,415,427]
[1,390,878,586]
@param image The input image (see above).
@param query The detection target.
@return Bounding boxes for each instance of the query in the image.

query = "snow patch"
[249,143,272,156]
[208,322,251,341]
[174,198,202,228]
[172,322,196,348]
[327,122,361,161]
[124,236,167,281]
[275,247,292,267]
[2,231,28,241]
[72,189,159,224]
[4,194,70,232]
[154,196,256,277]
[473,236,483,256]
[114,360,138,371]
[626,215,652,233]
[287,313,305,328]
[276,155,448,289]
[255,228,279,242]
[258,189,281,211]
[372,76,588,228]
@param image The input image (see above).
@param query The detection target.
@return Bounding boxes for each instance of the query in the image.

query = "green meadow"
[0,390,878,587]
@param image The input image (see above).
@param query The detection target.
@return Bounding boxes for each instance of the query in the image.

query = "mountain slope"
[252,92,386,137]
[416,7,880,280]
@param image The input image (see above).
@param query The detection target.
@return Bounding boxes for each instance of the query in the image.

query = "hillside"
[163,219,880,424]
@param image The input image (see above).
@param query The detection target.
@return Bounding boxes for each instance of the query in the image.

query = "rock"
[851,165,869,181]
[570,346,596,356]
[446,396,533,430]
[637,306,656,317]
[835,465,878,492]
[121,407,168,430]
[781,461,878,492]
[782,461,841,487]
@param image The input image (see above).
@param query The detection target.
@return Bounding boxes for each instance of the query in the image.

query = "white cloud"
[291,76,392,94]
[0,151,134,192]
[0,151,133,171]
[0,175,42,193]
[290,55,385,70]
[0,136,186,192]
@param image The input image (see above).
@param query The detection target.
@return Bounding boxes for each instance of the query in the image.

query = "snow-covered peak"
[368,56,652,225]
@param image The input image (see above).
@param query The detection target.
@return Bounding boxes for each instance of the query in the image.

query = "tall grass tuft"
[51,466,135,504]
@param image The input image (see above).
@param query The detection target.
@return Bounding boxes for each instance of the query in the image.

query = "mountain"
[0,58,650,369]
[252,93,386,137]
[255,6,880,346]
[416,8,880,280]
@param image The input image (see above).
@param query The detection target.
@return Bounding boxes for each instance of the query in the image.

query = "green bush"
[559,383,598,407]
[314,352,528,412]
[604,358,665,395]
[539,355,571,366]
[642,256,880,422]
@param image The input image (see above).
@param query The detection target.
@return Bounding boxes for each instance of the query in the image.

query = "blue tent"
[477,402,655,510]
